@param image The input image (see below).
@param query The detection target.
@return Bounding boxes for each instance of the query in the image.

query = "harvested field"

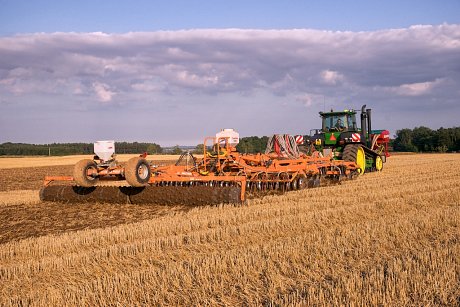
[0,201,190,244]
[0,154,180,169]
[0,154,459,305]
[0,165,73,191]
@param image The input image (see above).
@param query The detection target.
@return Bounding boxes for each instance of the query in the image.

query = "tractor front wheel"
[125,157,151,187]
[73,159,99,187]
[342,144,366,174]
[375,155,384,171]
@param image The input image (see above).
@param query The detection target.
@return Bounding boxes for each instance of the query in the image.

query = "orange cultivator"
[40,130,360,205]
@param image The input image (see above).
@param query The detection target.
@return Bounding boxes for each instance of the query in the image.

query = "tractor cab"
[320,109,357,133]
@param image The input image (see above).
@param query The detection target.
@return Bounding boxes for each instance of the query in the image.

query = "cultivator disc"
[39,184,244,206]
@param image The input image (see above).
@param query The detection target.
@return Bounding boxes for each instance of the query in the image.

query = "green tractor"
[306,105,390,174]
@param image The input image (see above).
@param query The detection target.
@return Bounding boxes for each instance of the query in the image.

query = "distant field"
[0,154,181,169]
[0,154,459,305]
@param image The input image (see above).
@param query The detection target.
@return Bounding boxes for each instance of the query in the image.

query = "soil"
[0,165,74,191]
[0,160,187,244]
[0,201,190,244]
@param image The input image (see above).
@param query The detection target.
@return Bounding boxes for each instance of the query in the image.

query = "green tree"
[193,144,204,154]
[454,127,460,151]
[236,136,269,153]
[171,145,183,155]
[435,128,451,152]
[237,138,255,153]
[393,129,417,152]
[146,143,163,154]
[412,126,434,152]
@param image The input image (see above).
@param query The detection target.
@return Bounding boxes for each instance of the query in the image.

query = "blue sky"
[2,0,460,34]
[0,1,459,145]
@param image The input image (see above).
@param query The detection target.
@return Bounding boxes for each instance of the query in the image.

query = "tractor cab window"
[324,114,350,132]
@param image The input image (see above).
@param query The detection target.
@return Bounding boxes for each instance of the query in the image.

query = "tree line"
[0,142,163,156]
[0,137,271,156]
[393,126,460,152]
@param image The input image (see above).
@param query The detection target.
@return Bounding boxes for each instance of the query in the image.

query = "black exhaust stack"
[360,105,367,144]
[366,108,372,139]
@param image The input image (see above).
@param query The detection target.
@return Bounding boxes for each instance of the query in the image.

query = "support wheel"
[342,144,366,175]
[125,157,151,187]
[73,159,99,187]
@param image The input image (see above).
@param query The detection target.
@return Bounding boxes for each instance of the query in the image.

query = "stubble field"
[0,154,459,305]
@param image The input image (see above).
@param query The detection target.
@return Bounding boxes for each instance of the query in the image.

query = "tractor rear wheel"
[125,157,151,187]
[73,159,99,187]
[342,144,366,174]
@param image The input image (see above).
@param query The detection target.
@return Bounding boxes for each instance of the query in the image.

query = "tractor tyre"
[125,157,151,187]
[375,155,384,171]
[342,144,366,175]
[73,159,99,187]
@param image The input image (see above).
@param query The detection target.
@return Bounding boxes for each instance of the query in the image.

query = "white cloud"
[176,70,219,87]
[1,26,459,98]
[389,78,444,96]
[296,94,314,107]
[0,25,459,142]
[92,82,115,102]
[320,70,344,85]
[131,80,164,92]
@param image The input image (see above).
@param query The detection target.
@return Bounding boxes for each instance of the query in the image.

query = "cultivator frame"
[40,134,360,205]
